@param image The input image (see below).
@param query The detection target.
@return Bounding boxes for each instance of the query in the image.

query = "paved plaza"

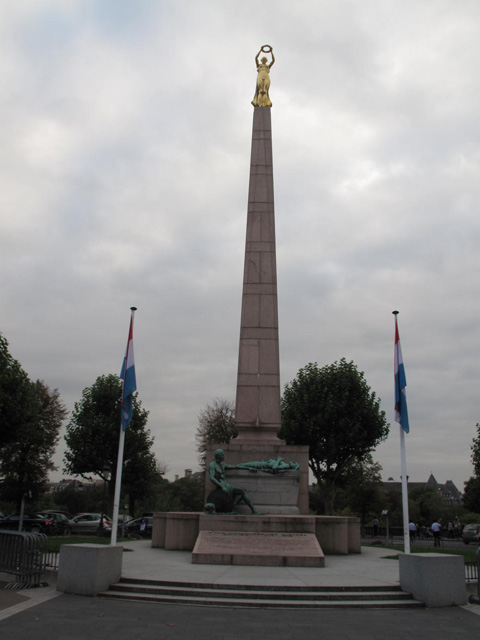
[0,542,479,638]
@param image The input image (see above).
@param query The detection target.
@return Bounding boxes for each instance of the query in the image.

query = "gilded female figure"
[252,45,275,107]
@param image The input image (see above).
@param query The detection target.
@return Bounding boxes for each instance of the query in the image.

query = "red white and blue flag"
[120,312,136,430]
[394,314,409,433]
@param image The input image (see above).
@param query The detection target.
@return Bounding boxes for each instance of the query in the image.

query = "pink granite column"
[234,106,284,444]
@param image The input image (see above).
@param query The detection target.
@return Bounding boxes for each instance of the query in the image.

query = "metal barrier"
[465,561,478,582]
[42,549,59,571]
[0,530,48,589]
[468,546,480,605]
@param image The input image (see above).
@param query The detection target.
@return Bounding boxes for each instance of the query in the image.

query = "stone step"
[117,577,403,593]
[100,589,424,609]
[108,582,413,602]
[99,580,425,609]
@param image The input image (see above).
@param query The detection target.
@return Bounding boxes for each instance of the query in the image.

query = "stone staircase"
[99,578,425,609]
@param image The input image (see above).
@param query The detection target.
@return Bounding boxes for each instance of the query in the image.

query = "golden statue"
[252,45,275,107]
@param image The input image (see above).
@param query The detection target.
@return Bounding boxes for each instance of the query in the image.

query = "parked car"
[104,516,153,539]
[0,514,56,534]
[462,523,480,544]
[67,513,112,535]
[124,516,153,538]
[37,512,72,535]
[42,509,74,520]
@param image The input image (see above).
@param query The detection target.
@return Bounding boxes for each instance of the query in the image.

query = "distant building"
[382,474,462,503]
[48,478,103,493]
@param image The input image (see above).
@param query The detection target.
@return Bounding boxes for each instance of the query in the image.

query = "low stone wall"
[200,513,316,534]
[315,516,349,555]
[152,512,361,558]
[153,512,200,550]
[151,513,167,548]
[347,517,361,553]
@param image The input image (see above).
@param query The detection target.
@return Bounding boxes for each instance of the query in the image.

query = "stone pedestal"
[192,514,324,567]
[219,469,301,514]
[205,443,309,515]
[57,544,122,596]
[399,553,467,607]
[193,530,324,567]
[152,512,361,567]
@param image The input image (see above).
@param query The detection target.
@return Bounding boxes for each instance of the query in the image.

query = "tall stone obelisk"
[205,46,309,514]
[234,104,284,444]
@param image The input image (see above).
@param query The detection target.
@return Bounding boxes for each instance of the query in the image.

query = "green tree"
[52,482,105,516]
[195,398,237,468]
[0,379,67,511]
[463,423,480,514]
[0,335,36,450]
[280,359,389,514]
[334,456,385,524]
[156,477,205,512]
[408,486,444,525]
[63,374,157,515]
[471,423,480,475]
[463,476,480,514]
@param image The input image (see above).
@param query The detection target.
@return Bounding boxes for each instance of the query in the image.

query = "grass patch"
[371,544,479,563]
[45,536,129,552]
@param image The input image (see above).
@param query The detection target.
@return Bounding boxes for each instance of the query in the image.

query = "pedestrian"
[454,516,460,538]
[447,521,454,538]
[409,521,417,544]
[372,517,379,537]
[431,519,442,547]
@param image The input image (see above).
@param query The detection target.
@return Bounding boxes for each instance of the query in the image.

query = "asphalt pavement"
[1,591,480,640]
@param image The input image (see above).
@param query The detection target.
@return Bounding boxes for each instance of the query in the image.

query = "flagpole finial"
[392,310,399,315]
[130,307,137,312]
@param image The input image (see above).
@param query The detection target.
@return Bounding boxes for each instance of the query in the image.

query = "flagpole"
[111,307,137,546]
[393,310,410,555]
[400,425,411,554]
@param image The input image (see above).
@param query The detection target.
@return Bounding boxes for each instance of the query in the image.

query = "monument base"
[192,530,324,567]
[152,512,361,559]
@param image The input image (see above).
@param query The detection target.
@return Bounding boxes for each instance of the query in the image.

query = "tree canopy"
[0,335,35,449]
[63,374,158,514]
[463,422,480,514]
[195,398,237,468]
[332,455,385,523]
[280,358,389,514]
[0,335,67,510]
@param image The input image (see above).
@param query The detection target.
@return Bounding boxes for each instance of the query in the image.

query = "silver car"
[462,523,480,544]
[68,513,112,535]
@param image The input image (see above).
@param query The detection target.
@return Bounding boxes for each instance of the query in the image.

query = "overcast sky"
[1,0,479,491]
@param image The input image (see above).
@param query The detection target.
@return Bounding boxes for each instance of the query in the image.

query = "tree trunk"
[129,494,136,516]
[322,478,337,515]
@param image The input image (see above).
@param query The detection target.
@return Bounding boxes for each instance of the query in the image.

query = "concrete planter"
[57,544,122,596]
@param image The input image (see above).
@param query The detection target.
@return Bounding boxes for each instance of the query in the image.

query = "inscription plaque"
[192,530,324,567]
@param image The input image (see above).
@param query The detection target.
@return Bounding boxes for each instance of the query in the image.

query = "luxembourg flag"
[120,309,137,430]
[394,312,409,433]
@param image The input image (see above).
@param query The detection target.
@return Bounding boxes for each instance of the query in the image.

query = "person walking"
[409,521,417,544]
[431,519,442,547]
